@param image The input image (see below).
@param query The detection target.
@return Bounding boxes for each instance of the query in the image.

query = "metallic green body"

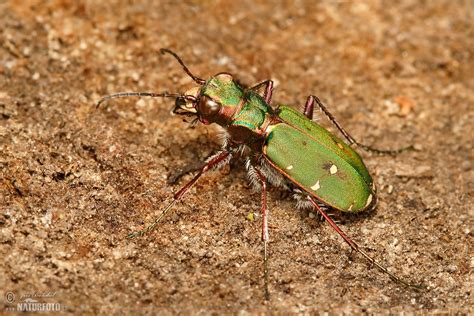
[277,106,372,186]
[203,74,243,107]
[264,106,374,211]
[202,74,272,131]
[233,92,271,130]
[201,76,375,212]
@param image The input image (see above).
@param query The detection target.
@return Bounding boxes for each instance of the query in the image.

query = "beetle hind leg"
[256,169,270,300]
[307,196,423,289]
[304,95,413,155]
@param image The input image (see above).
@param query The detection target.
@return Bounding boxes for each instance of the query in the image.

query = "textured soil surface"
[1,1,473,314]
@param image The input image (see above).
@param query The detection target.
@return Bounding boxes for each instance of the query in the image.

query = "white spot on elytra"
[286,165,293,170]
[337,143,344,149]
[329,164,338,175]
[311,180,321,191]
[348,204,354,211]
[365,194,373,208]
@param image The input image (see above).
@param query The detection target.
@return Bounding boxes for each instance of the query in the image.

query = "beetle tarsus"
[307,196,423,290]
[127,199,178,238]
[127,231,144,239]
[127,151,231,239]
[357,143,415,156]
[255,168,270,300]
[264,241,270,301]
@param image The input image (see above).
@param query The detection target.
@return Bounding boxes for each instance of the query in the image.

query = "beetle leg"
[305,95,413,155]
[167,161,203,185]
[167,147,226,185]
[303,95,315,120]
[254,168,270,300]
[128,150,231,238]
[307,196,422,289]
[250,80,274,104]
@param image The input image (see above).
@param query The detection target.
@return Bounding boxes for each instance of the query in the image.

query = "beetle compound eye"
[198,96,221,118]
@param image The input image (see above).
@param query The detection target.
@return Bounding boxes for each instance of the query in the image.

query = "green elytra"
[97,49,421,300]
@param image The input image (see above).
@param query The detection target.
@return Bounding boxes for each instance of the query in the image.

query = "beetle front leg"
[250,80,274,104]
[128,150,231,238]
[167,148,225,185]
[254,168,270,300]
[304,95,413,155]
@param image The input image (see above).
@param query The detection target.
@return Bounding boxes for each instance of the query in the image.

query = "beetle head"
[173,73,244,125]
[97,49,243,127]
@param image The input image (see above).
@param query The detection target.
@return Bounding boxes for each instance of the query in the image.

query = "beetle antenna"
[96,92,181,108]
[160,48,206,85]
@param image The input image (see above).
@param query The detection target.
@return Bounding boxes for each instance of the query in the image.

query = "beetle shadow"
[165,142,378,229]
[335,207,379,225]
[276,190,379,228]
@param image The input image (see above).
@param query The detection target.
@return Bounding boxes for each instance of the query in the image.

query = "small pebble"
[131,72,140,82]
[387,184,394,194]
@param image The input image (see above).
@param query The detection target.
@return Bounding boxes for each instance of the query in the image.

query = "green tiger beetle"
[97,48,420,299]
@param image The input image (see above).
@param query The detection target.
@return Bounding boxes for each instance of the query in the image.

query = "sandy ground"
[1,1,473,314]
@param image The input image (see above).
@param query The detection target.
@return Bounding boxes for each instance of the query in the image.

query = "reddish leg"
[303,95,315,119]
[308,196,420,288]
[304,95,413,155]
[255,169,270,300]
[128,150,231,238]
[250,80,274,104]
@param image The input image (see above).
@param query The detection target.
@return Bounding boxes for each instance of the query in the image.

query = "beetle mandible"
[97,48,419,299]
